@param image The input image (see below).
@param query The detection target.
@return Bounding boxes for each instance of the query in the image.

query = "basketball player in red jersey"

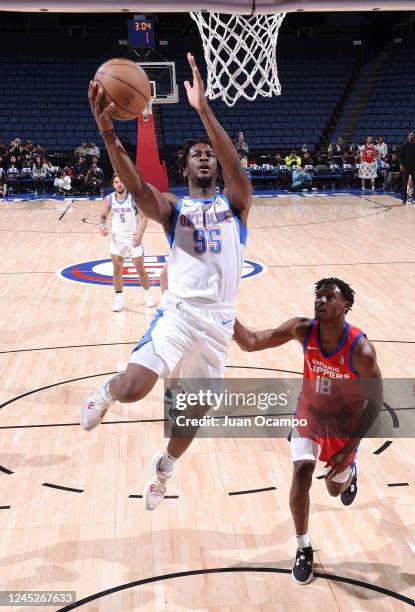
[359,136,378,192]
[233,277,383,585]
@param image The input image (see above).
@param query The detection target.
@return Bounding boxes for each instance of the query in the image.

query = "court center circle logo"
[57,256,268,287]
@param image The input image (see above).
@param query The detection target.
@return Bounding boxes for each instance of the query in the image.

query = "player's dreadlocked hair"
[176,135,221,180]
[315,277,355,312]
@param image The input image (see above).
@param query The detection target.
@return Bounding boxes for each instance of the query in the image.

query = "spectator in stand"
[41,156,52,173]
[285,149,301,167]
[32,156,47,195]
[328,136,345,163]
[274,153,284,166]
[400,130,415,205]
[358,136,377,192]
[6,155,20,193]
[0,155,6,196]
[8,139,20,163]
[63,162,75,177]
[85,162,104,196]
[326,152,335,166]
[314,151,325,166]
[15,138,29,162]
[0,141,6,156]
[340,152,350,166]
[74,140,89,159]
[26,139,36,157]
[54,170,72,195]
[301,151,314,168]
[384,152,401,191]
[24,140,36,158]
[375,135,387,160]
[20,159,34,193]
[235,131,249,164]
[340,151,355,189]
[73,155,88,193]
[87,141,100,162]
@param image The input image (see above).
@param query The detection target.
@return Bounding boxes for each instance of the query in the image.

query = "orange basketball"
[94,58,151,121]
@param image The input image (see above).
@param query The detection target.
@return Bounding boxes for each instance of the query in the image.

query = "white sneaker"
[80,376,116,431]
[112,294,124,312]
[145,291,155,308]
[144,451,174,511]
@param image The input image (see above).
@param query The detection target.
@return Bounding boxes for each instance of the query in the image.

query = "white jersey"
[166,193,246,307]
[110,191,137,235]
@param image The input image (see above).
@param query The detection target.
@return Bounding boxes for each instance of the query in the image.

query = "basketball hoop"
[190,11,285,107]
[142,99,153,121]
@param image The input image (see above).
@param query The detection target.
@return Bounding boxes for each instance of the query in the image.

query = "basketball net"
[190,11,285,107]
[142,99,153,122]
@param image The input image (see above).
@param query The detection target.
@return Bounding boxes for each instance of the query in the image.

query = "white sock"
[296,532,311,550]
[159,452,177,474]
[115,291,123,301]
[145,289,152,295]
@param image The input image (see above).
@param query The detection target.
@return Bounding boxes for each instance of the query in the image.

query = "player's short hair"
[315,277,355,311]
[176,135,220,179]
[112,173,120,183]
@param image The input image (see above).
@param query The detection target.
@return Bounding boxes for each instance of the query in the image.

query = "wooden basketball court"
[0,192,414,610]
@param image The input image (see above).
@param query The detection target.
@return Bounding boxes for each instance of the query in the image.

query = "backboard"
[1,1,413,12]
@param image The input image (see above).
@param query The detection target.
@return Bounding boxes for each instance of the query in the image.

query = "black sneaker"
[341,461,358,506]
[292,546,314,584]
[402,199,407,205]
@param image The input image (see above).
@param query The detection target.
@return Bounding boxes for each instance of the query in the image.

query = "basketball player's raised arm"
[234,317,310,352]
[88,81,176,230]
[184,53,252,222]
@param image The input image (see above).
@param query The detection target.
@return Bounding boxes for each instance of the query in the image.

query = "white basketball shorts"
[290,428,352,484]
[110,233,144,259]
[129,289,235,380]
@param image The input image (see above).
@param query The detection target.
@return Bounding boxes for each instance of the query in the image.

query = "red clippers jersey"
[363,144,375,163]
[296,320,365,462]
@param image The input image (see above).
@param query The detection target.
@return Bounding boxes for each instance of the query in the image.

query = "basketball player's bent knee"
[116,363,159,402]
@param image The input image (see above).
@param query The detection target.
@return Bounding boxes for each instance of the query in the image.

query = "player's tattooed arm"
[99,196,111,236]
[184,53,252,224]
[88,80,176,229]
[233,317,311,352]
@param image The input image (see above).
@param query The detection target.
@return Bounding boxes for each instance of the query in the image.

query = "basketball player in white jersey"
[81,52,252,509]
[100,173,155,311]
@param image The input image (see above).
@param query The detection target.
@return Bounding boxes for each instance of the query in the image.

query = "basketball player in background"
[81,53,252,509]
[233,278,383,585]
[100,173,155,311]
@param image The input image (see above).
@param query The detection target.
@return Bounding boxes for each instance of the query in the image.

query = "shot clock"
[127,15,155,48]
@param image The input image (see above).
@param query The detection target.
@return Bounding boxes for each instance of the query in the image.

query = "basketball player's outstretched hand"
[88,81,114,132]
[184,53,208,113]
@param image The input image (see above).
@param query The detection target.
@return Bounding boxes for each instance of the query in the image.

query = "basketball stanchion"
[136,98,168,192]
